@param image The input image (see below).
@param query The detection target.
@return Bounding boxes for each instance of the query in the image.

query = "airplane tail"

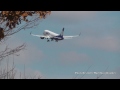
[60,28,64,36]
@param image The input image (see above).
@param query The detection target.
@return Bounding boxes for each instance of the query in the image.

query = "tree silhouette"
[0,11,51,79]
[0,11,51,41]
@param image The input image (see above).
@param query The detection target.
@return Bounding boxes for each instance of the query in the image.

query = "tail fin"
[60,28,64,36]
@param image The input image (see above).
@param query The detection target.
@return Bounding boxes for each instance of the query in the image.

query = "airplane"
[30,28,81,42]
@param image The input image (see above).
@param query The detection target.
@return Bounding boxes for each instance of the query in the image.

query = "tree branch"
[0,43,26,61]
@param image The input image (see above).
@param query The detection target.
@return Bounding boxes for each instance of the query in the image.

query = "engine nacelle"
[40,37,44,39]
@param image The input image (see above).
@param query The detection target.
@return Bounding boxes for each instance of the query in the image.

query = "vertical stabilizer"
[60,28,64,36]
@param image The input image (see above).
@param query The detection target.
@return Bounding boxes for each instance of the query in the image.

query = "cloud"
[99,37,120,51]
[0,35,44,64]
[0,33,45,79]
[75,36,120,52]
[60,51,90,63]
[14,44,44,64]
[49,11,97,24]
[51,11,96,19]
[51,35,120,52]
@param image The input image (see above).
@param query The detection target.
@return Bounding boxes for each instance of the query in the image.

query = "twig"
[79,65,93,79]
[96,66,109,79]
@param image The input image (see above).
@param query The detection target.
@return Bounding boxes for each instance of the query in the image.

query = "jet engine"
[40,37,44,39]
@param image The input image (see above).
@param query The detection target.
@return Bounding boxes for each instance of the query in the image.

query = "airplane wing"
[63,33,81,39]
[30,32,50,38]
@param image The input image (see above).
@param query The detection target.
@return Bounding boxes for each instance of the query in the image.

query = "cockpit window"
[46,32,49,35]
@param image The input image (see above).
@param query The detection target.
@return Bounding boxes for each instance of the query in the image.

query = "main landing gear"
[47,40,50,42]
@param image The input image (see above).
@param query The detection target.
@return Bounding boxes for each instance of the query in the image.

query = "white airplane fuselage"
[43,30,64,40]
[30,28,81,42]
[43,30,58,36]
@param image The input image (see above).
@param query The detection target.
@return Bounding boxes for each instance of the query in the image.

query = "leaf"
[12,23,16,28]
[18,18,21,23]
[40,16,43,18]
[28,12,32,16]
[9,24,12,29]
[16,21,19,25]
[6,22,9,26]
[0,28,4,40]
[22,12,28,17]
[26,19,28,22]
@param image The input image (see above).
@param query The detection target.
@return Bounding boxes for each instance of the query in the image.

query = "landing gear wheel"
[51,39,53,41]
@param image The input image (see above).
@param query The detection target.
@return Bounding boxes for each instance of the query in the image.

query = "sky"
[1,11,120,79]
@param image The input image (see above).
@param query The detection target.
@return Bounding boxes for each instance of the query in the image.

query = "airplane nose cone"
[43,31,46,35]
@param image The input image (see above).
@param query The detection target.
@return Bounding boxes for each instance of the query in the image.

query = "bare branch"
[79,65,93,79]
[0,11,51,79]
[0,65,15,79]
[0,43,26,61]
[0,11,51,41]
[96,66,109,79]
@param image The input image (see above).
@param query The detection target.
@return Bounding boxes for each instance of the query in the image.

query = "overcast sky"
[2,11,120,79]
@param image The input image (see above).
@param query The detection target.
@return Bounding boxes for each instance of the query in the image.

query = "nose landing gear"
[47,40,50,42]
